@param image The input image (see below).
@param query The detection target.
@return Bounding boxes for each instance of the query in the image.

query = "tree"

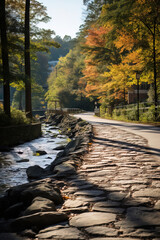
[0,0,10,117]
[101,0,160,119]
[25,0,32,118]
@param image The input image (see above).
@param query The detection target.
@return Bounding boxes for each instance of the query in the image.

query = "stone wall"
[0,123,42,147]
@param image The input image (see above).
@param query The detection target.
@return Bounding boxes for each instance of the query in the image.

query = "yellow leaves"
[33,152,40,156]
[67,138,71,143]
[122,49,144,72]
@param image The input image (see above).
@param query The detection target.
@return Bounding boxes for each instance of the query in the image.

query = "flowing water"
[0,124,68,196]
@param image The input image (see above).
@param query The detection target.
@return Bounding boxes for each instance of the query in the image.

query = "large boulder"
[54,163,76,177]
[22,197,56,216]
[26,165,46,179]
[10,211,68,231]
[21,182,63,205]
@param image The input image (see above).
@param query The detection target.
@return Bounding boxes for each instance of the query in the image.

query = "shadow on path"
[94,136,160,158]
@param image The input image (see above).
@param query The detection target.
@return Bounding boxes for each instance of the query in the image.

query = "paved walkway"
[37,117,160,240]
[74,112,160,161]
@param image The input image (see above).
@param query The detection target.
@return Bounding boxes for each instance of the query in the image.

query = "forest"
[0,0,160,123]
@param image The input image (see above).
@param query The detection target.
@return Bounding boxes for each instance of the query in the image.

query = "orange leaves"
[85,25,112,48]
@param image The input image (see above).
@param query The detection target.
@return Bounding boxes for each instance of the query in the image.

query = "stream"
[0,123,68,196]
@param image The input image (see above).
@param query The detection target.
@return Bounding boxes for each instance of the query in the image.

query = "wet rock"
[64,137,82,154]
[10,211,68,231]
[49,156,70,170]
[26,165,46,179]
[35,150,47,155]
[53,145,66,150]
[16,159,29,163]
[51,133,59,138]
[54,163,76,177]
[22,196,56,216]
[70,212,116,227]
[17,151,23,154]
[21,182,63,205]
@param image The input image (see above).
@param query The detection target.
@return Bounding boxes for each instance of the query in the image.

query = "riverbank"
[0,114,92,239]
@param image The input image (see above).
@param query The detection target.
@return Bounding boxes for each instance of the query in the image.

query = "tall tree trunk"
[153,19,157,120]
[25,0,32,118]
[0,0,10,117]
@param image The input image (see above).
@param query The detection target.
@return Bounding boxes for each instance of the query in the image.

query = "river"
[0,123,68,196]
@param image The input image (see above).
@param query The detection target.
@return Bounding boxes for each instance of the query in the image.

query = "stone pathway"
[35,124,160,240]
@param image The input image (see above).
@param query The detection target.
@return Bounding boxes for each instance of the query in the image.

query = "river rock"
[10,211,68,231]
[16,159,29,163]
[35,150,47,155]
[22,196,56,216]
[21,182,63,205]
[54,163,76,177]
[70,212,116,227]
[26,165,46,179]
[53,145,66,150]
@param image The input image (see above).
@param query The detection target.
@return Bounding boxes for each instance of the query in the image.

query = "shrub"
[140,105,160,122]
[0,107,30,126]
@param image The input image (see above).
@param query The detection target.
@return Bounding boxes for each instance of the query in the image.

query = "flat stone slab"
[119,207,160,228]
[85,226,118,236]
[154,200,160,209]
[11,211,68,230]
[93,201,121,208]
[122,227,160,238]
[108,192,126,201]
[133,188,160,198]
[112,179,147,185]
[69,212,116,227]
[64,199,88,208]
[74,190,104,196]
[76,196,106,202]
[89,238,139,240]
[37,227,85,239]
